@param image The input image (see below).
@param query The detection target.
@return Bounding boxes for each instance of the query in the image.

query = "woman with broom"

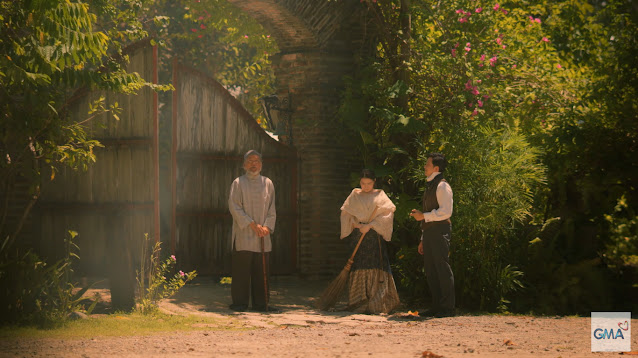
[338,169,400,314]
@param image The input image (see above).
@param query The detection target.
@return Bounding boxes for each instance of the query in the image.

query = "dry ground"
[1,276,636,357]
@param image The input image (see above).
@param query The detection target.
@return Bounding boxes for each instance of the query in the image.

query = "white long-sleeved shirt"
[423,171,453,222]
[228,174,276,252]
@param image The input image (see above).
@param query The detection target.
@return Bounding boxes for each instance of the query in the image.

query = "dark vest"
[421,173,451,230]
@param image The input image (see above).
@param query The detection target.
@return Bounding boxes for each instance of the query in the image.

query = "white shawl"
[340,189,396,241]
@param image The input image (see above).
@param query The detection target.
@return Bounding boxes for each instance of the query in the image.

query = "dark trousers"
[231,249,270,309]
[422,223,455,310]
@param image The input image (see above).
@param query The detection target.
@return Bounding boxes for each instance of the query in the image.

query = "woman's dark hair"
[427,153,448,172]
[360,168,376,180]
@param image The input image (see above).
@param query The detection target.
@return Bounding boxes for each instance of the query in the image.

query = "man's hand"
[410,209,425,221]
[259,225,270,237]
[249,222,263,237]
[418,241,424,255]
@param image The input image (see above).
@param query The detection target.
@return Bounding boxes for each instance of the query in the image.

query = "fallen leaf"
[621,352,638,355]
[504,339,516,346]
[422,351,442,358]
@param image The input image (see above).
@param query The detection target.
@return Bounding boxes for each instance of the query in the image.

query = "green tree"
[0,0,166,253]
[342,0,636,313]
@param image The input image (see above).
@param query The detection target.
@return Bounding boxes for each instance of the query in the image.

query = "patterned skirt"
[345,229,400,314]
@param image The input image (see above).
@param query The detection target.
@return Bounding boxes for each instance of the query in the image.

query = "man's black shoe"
[229,304,247,312]
[434,309,455,318]
[421,308,440,317]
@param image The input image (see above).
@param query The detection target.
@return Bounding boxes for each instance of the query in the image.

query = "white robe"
[228,174,276,252]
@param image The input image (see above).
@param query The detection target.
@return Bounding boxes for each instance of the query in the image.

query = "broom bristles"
[316,262,353,311]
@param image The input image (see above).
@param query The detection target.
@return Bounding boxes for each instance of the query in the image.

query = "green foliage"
[346,0,636,314]
[136,234,196,314]
[603,196,638,270]
[0,0,167,249]
[148,0,278,125]
[0,231,99,327]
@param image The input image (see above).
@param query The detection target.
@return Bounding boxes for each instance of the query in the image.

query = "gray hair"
[244,150,262,162]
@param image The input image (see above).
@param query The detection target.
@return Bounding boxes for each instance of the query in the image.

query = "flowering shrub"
[136,234,196,314]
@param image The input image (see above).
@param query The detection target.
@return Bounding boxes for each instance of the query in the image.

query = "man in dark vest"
[410,152,455,317]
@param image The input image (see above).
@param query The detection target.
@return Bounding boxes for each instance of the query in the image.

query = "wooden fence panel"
[172,63,298,276]
[36,41,159,288]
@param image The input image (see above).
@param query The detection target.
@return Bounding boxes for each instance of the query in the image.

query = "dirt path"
[1,276,636,357]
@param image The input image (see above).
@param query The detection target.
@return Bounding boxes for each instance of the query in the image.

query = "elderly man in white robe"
[228,150,276,312]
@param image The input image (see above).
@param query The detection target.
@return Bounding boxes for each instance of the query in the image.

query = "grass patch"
[0,312,252,339]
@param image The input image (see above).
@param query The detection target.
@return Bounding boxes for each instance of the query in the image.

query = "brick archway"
[227,0,369,276]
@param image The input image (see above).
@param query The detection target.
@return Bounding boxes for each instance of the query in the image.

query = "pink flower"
[528,16,533,20]
[191,28,197,32]
[476,7,482,13]
[200,24,206,29]
[478,100,484,107]
[502,10,508,15]
[179,270,185,277]
[451,49,457,57]
[502,45,506,49]
[483,94,491,99]
[496,38,503,45]
[198,16,204,20]
[459,17,468,23]
[471,87,479,95]
[456,9,464,14]
[494,4,500,11]
[542,37,550,42]
[171,255,176,261]
[480,54,486,61]
[244,35,249,38]
[512,64,517,69]
[535,18,541,23]
[464,46,471,52]
[468,102,473,108]
[490,56,498,66]
[465,80,473,90]
[472,109,478,116]
[454,43,460,48]
[198,35,203,38]
[266,35,270,38]
[556,64,562,69]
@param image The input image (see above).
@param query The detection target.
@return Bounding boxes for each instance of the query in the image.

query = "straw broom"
[317,206,378,311]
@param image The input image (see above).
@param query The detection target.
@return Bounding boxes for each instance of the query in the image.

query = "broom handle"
[348,206,378,262]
